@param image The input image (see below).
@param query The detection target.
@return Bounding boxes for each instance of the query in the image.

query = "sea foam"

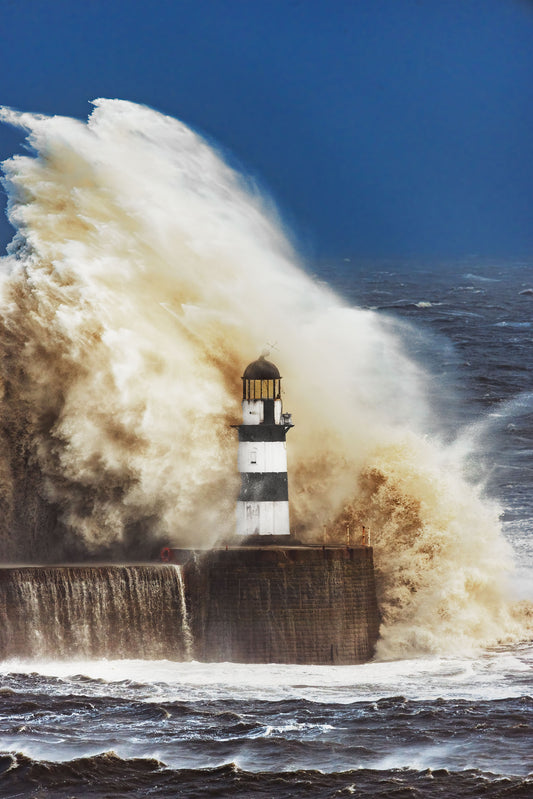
[0,99,527,656]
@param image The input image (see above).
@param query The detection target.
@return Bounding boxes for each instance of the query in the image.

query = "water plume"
[0,99,527,655]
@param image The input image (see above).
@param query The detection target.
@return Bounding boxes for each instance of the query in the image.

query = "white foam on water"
[1,646,531,703]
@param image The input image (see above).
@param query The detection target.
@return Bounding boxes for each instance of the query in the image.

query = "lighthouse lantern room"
[235,355,293,539]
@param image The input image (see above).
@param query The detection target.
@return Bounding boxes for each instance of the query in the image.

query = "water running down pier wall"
[0,565,190,660]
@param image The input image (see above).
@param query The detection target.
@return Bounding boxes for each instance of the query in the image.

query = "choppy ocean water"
[1,259,532,797]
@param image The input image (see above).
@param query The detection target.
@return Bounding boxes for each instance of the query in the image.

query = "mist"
[0,99,527,656]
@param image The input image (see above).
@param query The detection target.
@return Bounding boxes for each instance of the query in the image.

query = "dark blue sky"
[1,0,532,258]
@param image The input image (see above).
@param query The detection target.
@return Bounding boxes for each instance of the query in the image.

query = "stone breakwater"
[184,547,380,665]
[0,548,380,664]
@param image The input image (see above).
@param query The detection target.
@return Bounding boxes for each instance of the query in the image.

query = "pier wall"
[0,548,380,664]
[184,547,380,665]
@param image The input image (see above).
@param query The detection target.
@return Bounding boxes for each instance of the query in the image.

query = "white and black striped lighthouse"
[234,355,293,540]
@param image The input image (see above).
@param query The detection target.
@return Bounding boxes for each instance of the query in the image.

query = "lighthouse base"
[184,546,380,665]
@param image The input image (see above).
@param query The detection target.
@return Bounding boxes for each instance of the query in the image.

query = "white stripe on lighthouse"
[236,501,290,538]
[238,441,288,473]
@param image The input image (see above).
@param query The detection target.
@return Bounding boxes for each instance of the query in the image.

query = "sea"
[1,257,532,798]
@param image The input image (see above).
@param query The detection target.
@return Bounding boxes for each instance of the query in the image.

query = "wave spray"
[0,100,525,656]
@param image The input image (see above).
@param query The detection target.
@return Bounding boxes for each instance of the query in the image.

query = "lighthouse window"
[250,449,257,464]
[243,377,280,401]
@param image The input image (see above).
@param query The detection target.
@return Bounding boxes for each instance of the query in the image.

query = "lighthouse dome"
[242,355,281,380]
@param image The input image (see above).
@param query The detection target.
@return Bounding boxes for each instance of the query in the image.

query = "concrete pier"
[0,547,381,664]
[183,546,380,665]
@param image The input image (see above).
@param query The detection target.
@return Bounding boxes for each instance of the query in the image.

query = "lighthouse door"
[263,399,275,424]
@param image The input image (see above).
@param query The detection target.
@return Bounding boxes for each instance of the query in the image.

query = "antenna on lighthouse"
[261,341,278,359]
[232,354,293,542]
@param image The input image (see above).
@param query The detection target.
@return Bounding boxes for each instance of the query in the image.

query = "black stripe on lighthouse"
[237,426,288,442]
[238,473,289,502]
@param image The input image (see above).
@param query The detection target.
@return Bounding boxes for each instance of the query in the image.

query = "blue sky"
[1,0,532,259]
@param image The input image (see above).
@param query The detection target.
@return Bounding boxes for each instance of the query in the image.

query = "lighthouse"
[234,355,293,540]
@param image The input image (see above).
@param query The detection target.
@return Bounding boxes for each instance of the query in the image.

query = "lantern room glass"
[243,378,281,401]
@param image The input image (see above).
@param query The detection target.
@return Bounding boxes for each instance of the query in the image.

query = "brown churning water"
[0,100,528,658]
